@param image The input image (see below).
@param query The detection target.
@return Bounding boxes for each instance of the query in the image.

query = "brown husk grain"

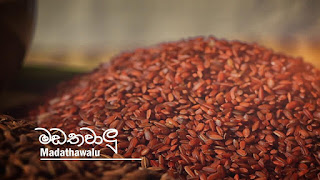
[0,114,167,180]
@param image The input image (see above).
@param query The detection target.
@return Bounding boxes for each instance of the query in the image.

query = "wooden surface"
[25,39,320,70]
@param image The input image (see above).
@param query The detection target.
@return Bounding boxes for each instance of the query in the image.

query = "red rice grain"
[35,37,320,179]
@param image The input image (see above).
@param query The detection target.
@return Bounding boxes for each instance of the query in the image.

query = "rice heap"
[35,37,320,179]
